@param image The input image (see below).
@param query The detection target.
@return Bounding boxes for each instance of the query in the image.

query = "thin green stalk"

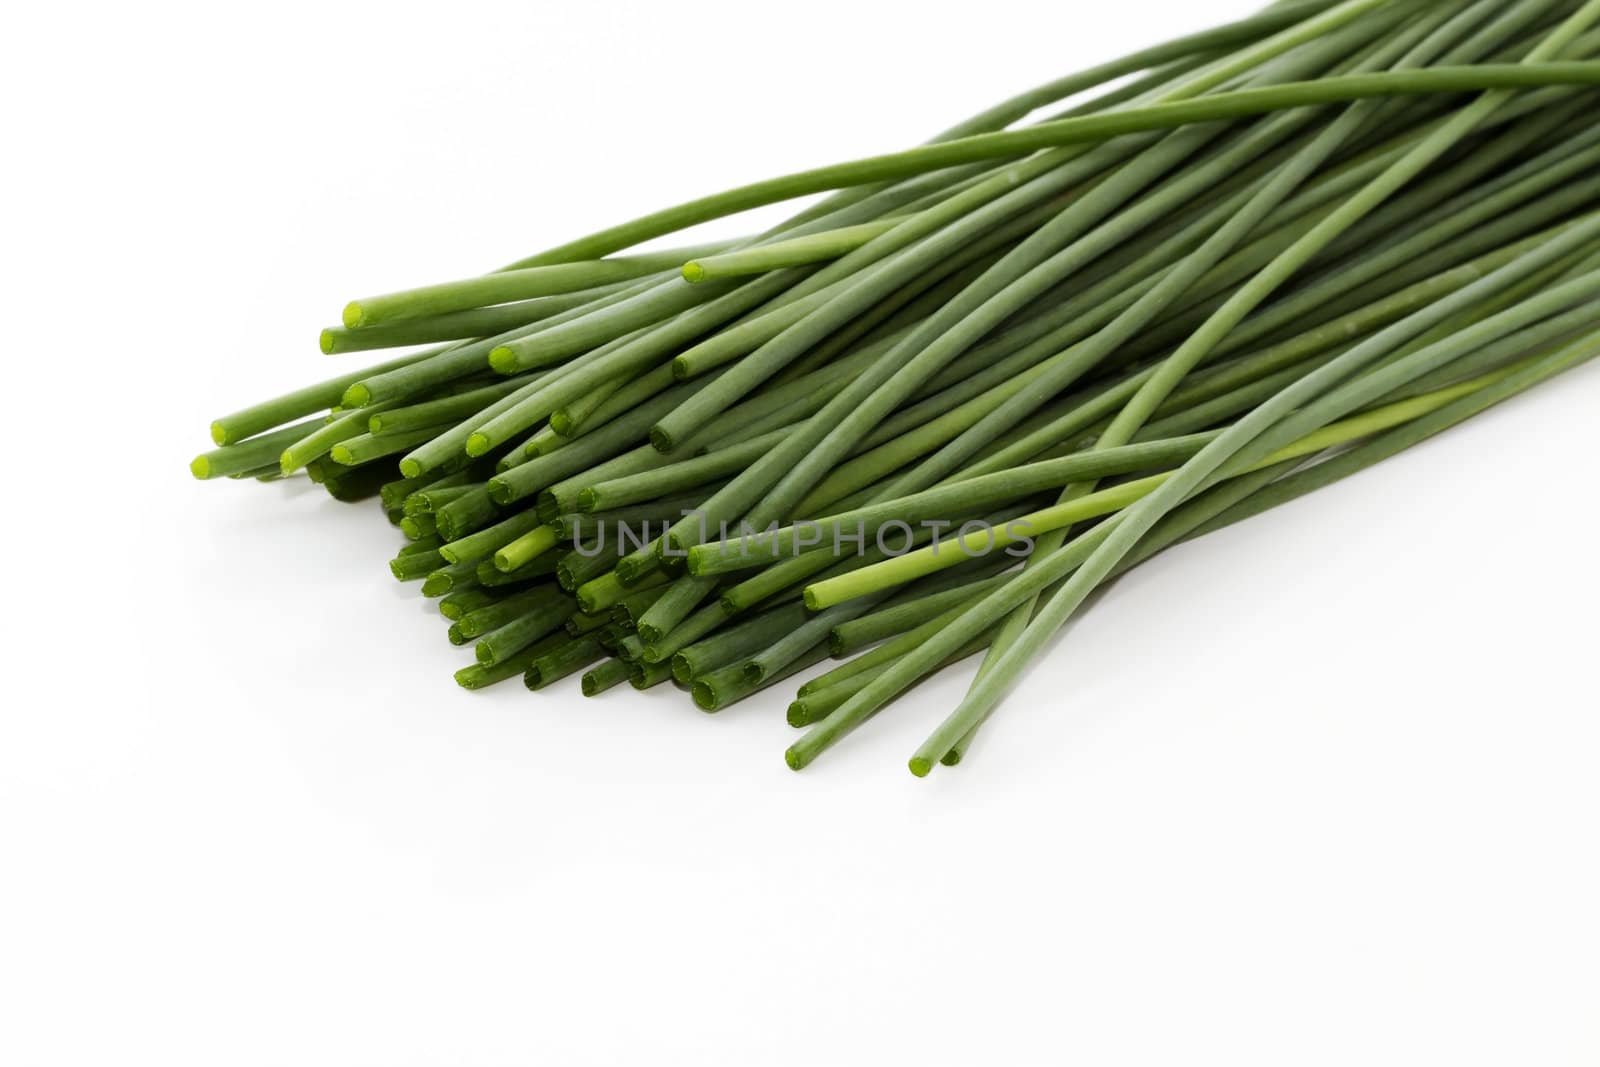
[345,241,737,327]
[581,658,633,696]
[525,637,607,690]
[190,418,326,479]
[499,63,1600,268]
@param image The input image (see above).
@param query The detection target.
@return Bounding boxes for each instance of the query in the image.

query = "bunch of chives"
[195,0,1600,776]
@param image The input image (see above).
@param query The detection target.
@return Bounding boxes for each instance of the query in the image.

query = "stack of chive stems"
[195,0,1600,775]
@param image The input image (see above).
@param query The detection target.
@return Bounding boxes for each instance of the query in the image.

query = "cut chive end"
[330,444,356,465]
[680,261,706,283]
[464,432,492,457]
[189,455,212,480]
[786,701,808,728]
[783,747,804,772]
[908,757,934,778]
[318,329,336,355]
[691,680,717,711]
[208,422,228,446]
[488,346,516,374]
[486,479,513,505]
[343,383,372,408]
[398,457,423,479]
[940,751,962,767]
[341,302,365,328]
[475,643,495,666]
[421,573,453,596]
[649,425,675,453]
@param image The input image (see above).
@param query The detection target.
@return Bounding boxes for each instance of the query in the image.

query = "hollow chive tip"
[940,751,962,767]
[488,346,517,373]
[208,422,227,446]
[343,382,372,407]
[648,425,676,453]
[786,701,807,728]
[669,357,691,382]
[421,573,452,596]
[189,455,211,479]
[691,681,717,711]
[908,757,934,778]
[319,329,336,354]
[398,457,423,478]
[486,479,513,505]
[367,414,385,433]
[580,674,599,696]
[681,261,706,283]
[464,432,492,457]
[330,444,356,465]
[802,588,822,610]
[341,302,365,329]
[475,643,495,666]
[784,747,804,771]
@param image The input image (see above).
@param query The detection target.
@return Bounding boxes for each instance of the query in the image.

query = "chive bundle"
[195,0,1600,776]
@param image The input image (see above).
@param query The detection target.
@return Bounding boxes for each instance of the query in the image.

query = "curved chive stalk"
[505,64,1600,270]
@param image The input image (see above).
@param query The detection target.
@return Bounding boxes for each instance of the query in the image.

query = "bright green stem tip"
[398,458,423,478]
[681,261,706,282]
[488,346,516,373]
[341,302,365,328]
[465,432,492,457]
[319,329,336,354]
[343,383,372,408]
[189,455,211,479]
[330,444,355,465]
[784,747,803,771]
[208,422,227,446]
[908,757,934,778]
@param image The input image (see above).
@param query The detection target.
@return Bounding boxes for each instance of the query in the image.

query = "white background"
[4,1,1598,1063]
